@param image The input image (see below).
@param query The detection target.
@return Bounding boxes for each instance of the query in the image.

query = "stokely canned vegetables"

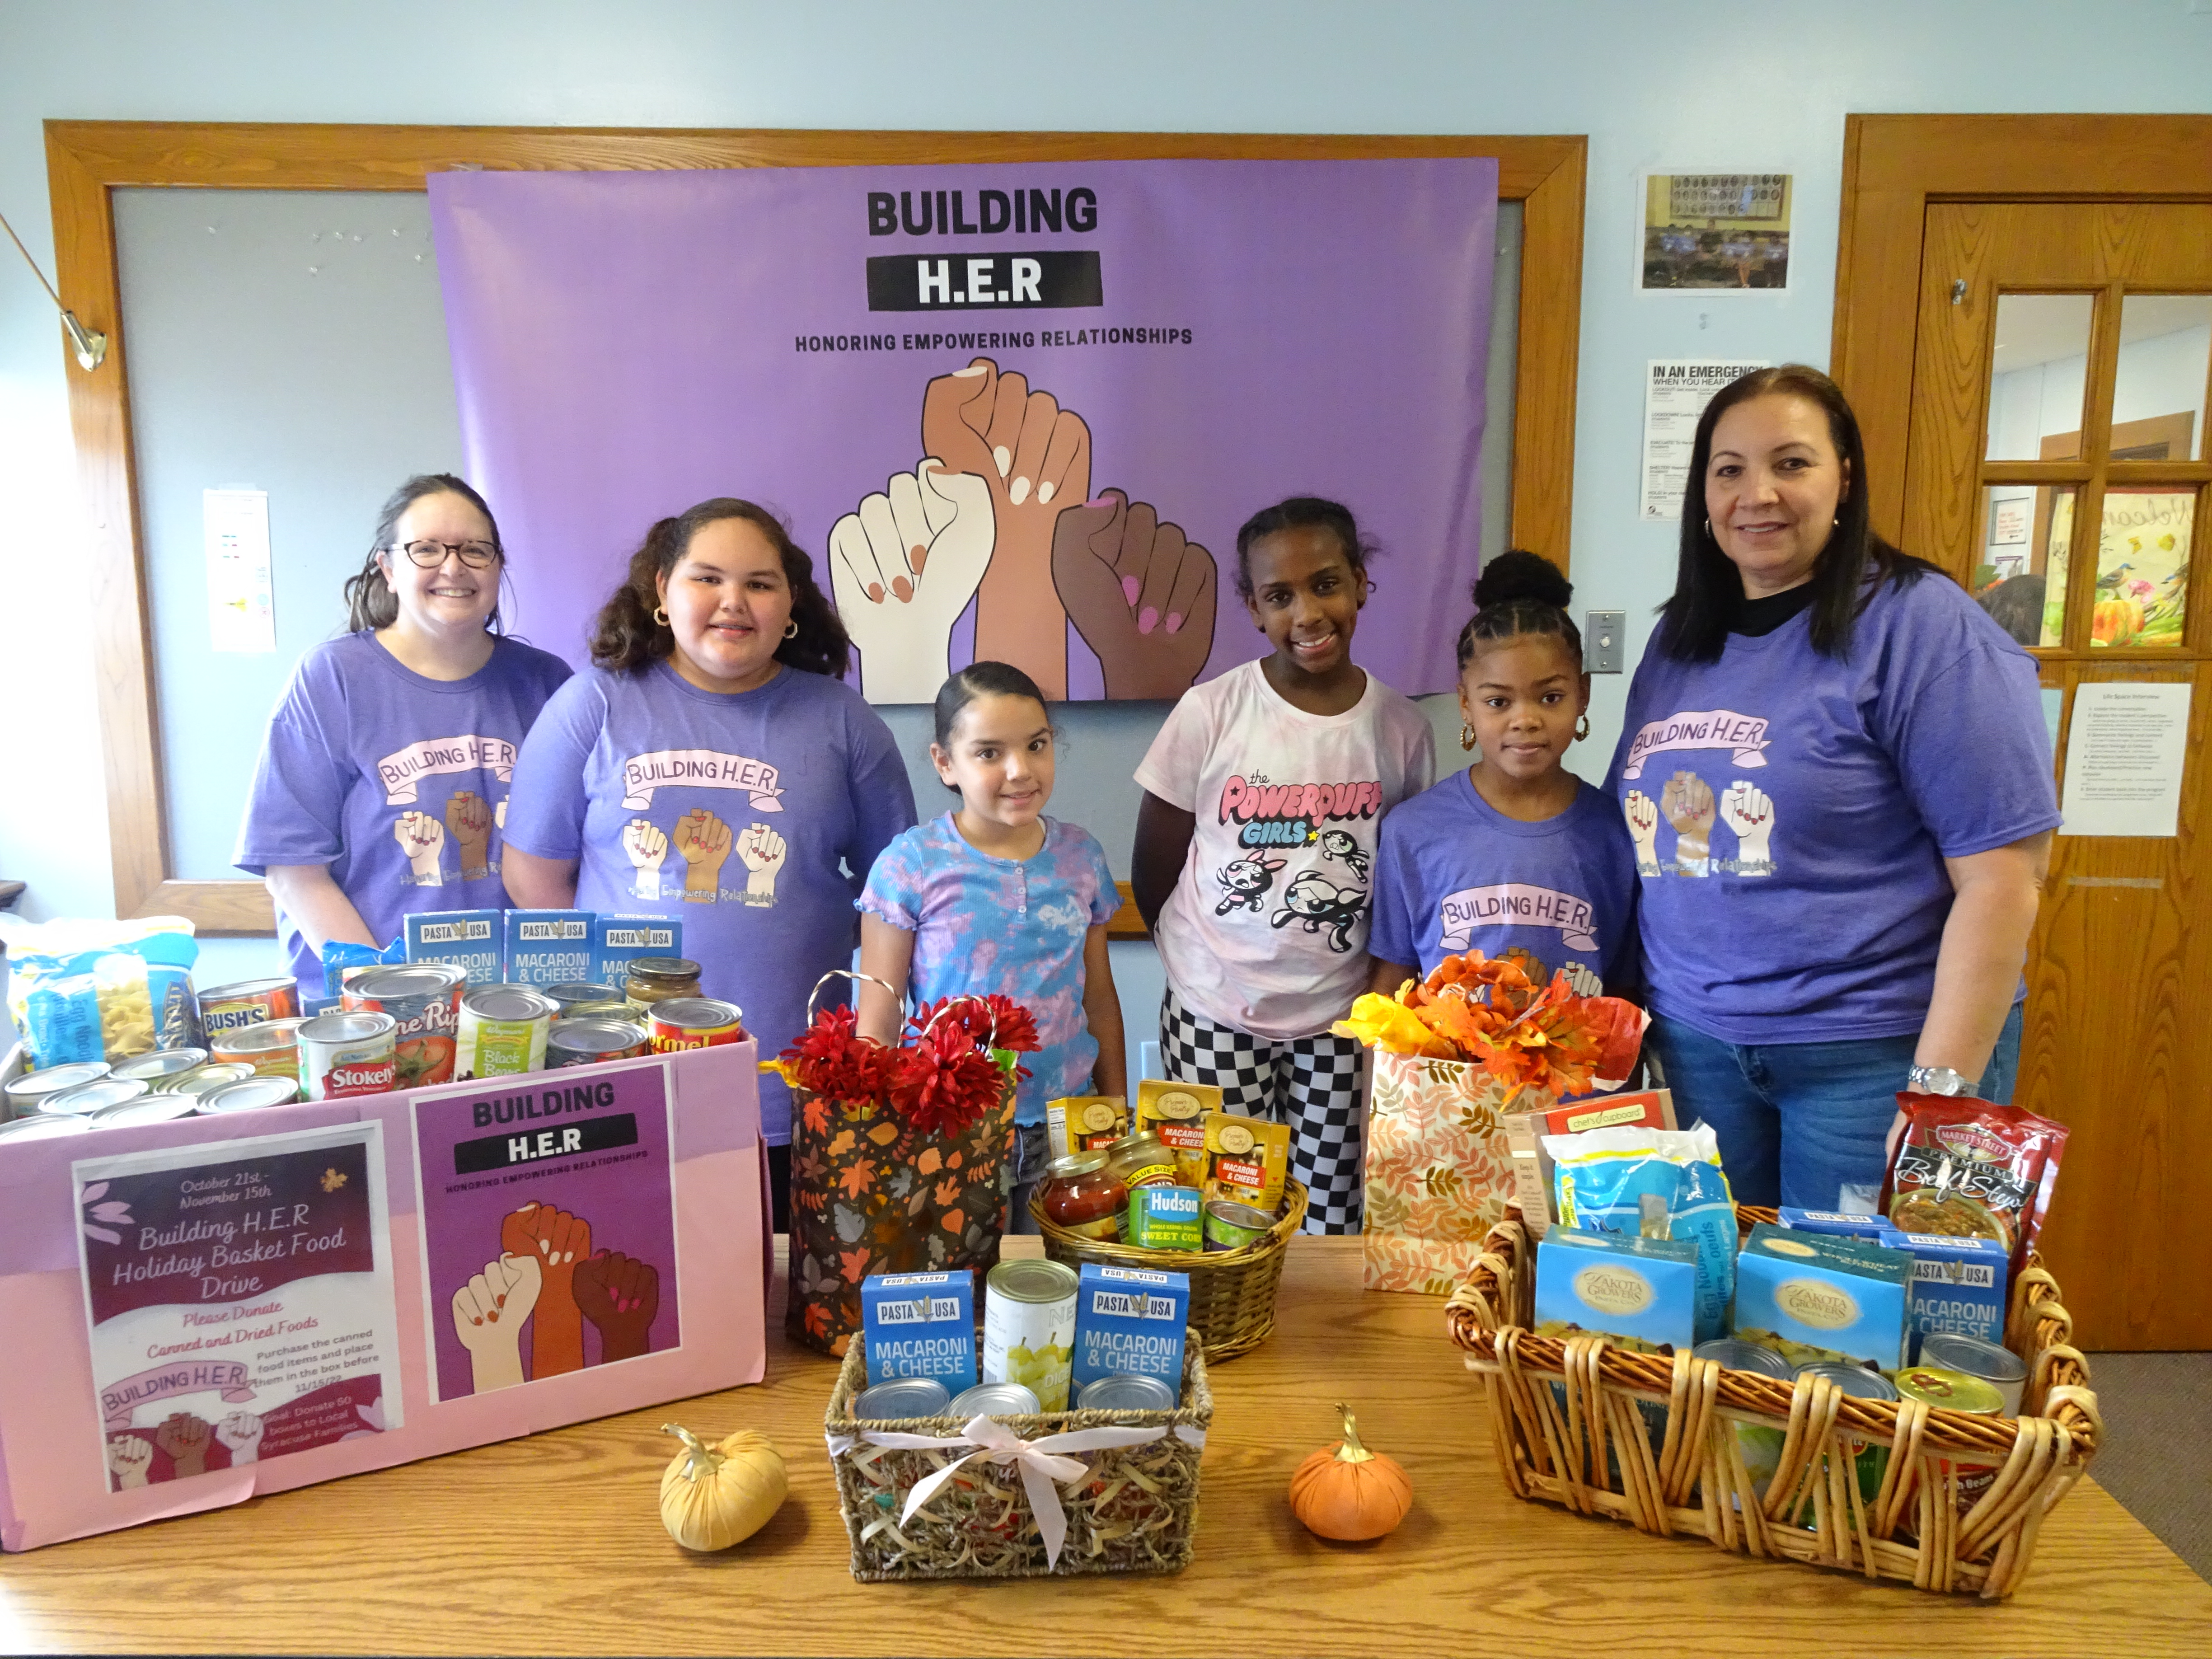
[196,977,300,1037]
[647,997,745,1053]
[456,985,557,1079]
[211,1017,306,1078]
[343,963,467,1088]
[297,1012,398,1101]
[547,1018,650,1069]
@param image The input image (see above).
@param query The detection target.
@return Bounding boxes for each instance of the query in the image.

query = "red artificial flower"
[890,1020,1009,1136]
[908,994,1041,1056]
[777,1004,894,1103]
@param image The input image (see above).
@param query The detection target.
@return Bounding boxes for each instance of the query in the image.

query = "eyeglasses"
[391,539,501,569]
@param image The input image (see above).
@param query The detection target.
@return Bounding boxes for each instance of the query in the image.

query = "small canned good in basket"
[982,1259,1078,1412]
[1918,1331,2028,1416]
[1127,1185,1204,1251]
[298,1012,398,1101]
[211,1018,306,1078]
[110,1048,209,1088]
[547,1018,651,1069]
[40,1078,151,1117]
[456,985,557,1079]
[0,1112,95,1143]
[197,1075,302,1114]
[1077,1373,1178,1413]
[4,1061,111,1119]
[197,977,301,1039]
[1202,1198,1277,1253]
[540,982,624,1019]
[625,956,703,1011]
[1692,1338,1793,1499]
[1795,1362,1899,1505]
[853,1377,953,1421]
[345,964,467,1089]
[647,997,745,1053]
[1892,1365,2005,1515]
[92,1093,201,1129]
[168,1062,257,1099]
[947,1382,1041,1419]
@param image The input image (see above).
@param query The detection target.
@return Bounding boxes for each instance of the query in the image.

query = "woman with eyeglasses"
[235,473,572,995]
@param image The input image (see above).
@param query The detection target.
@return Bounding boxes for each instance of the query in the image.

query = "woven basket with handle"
[1029,1179,1308,1361]
[1444,1204,2099,1598]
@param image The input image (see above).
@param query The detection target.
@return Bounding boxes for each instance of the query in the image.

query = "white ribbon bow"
[827,1412,1207,1569]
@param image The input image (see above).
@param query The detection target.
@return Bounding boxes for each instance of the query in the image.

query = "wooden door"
[1904,203,2212,1349]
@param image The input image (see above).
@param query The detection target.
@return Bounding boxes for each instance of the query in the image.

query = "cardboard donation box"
[0,1041,769,1551]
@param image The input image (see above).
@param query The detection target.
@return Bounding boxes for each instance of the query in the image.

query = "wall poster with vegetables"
[411,1059,681,1401]
[75,1122,405,1492]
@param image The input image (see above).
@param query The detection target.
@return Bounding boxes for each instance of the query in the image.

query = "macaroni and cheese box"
[1047,1095,1130,1159]
[1533,1228,1699,1355]
[1071,1264,1190,1391]
[1878,1228,2010,1354]
[859,1270,978,1390]
[1733,1223,1912,1370]
[1778,1207,1890,1241]
[1126,1186,1203,1251]
[1136,1080,1220,1189]
[503,908,595,986]
[403,909,503,986]
[1504,1089,1676,1238]
[1202,1111,1290,1212]
[592,914,684,987]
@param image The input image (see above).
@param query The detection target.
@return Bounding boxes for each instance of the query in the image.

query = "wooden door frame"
[45,121,1584,936]
[1832,112,2212,541]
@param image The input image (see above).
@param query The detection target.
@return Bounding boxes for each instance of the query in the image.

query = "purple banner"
[429,157,1496,701]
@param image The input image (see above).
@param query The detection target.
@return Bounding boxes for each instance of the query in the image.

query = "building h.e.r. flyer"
[74,1122,404,1494]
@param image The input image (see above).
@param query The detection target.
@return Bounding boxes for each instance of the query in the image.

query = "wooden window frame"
[46,121,1587,937]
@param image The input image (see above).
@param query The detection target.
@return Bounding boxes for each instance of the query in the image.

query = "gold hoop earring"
[651,605,670,627]
[1575,714,1591,741]
[1459,722,1478,753]
[783,619,799,640]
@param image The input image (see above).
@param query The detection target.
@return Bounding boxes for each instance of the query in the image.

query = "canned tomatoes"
[547,1017,650,1069]
[344,964,466,1088]
[647,997,745,1053]
[211,1018,305,1079]
[298,1012,398,1101]
[197,977,301,1039]
[456,985,557,1079]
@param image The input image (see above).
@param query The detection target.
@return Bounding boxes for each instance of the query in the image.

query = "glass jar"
[624,956,703,1010]
[1100,1129,1176,1193]
[1040,1151,1128,1241]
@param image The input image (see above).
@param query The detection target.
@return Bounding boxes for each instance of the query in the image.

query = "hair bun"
[1472,548,1572,612]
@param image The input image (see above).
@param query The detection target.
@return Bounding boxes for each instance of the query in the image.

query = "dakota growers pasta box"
[404,909,502,986]
[592,914,683,987]
[1879,1228,2010,1354]
[1733,1223,1912,1370]
[503,909,594,986]
[1071,1264,1189,1392]
[1533,1228,1698,1354]
[860,1271,978,1390]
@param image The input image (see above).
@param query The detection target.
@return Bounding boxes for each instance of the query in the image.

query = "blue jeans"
[1645,1003,2025,1212]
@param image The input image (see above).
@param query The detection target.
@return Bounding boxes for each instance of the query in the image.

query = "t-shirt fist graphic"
[1720,779,1776,875]
[1660,770,1715,875]
[1622,789,1662,875]
[623,817,669,900]
[736,822,787,906]
[445,789,493,878]
[1052,489,1218,699]
[393,809,445,885]
[672,808,733,900]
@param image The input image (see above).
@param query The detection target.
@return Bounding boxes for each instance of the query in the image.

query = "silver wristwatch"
[1906,1065,1971,1097]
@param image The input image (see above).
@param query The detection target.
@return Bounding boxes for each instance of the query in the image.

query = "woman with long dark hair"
[502,499,917,1221]
[1611,366,2058,1209]
[236,473,571,995]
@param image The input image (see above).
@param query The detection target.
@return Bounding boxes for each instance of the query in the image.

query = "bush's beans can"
[298,1012,398,1101]
[197,978,301,1040]
[541,982,623,1019]
[211,1019,305,1078]
[39,1078,151,1117]
[4,1061,112,1119]
[547,1017,651,1069]
[197,1075,303,1114]
[647,997,745,1053]
[110,1048,210,1088]
[344,964,466,1088]
[981,1259,1078,1411]
[456,985,557,1079]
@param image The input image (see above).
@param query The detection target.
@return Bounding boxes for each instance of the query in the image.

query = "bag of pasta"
[0,915,202,1068]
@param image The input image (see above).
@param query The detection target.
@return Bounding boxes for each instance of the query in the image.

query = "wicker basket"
[824,1332,1213,1580]
[1445,1205,2100,1599]
[1028,1179,1308,1361]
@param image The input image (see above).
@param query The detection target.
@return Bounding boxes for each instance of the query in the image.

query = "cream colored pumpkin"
[1288,1404,1412,1542]
[658,1424,787,1551]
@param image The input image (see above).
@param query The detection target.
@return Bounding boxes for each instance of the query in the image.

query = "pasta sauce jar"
[1039,1151,1127,1240]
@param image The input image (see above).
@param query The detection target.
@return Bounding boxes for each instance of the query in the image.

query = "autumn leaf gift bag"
[1337,952,1646,1294]
[768,975,1039,1355]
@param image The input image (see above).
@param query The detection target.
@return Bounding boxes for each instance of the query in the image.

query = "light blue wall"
[4,1,2209,1034]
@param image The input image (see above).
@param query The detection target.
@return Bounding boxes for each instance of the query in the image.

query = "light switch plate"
[1587,609,1625,673]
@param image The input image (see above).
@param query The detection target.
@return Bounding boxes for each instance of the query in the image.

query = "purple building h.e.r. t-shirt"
[501,659,918,1143]
[235,631,573,995]
[1608,572,2060,1044]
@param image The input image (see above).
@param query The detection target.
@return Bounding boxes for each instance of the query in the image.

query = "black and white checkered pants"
[1159,984,1368,1234]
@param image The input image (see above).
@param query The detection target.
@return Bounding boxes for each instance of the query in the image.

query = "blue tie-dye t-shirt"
[859,813,1121,1125]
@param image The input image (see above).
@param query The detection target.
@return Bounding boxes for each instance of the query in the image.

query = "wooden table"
[2,1239,2205,1657]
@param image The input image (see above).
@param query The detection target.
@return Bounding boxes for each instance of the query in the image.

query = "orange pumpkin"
[2093,597,2143,646]
[1288,1404,1412,1541]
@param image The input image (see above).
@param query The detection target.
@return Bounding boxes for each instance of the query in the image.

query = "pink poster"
[74,1122,404,1494]
[409,1059,681,1401]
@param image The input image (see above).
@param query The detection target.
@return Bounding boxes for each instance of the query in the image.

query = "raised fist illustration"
[445,789,492,878]
[1660,770,1715,876]
[393,810,445,885]
[623,817,669,900]
[214,1411,266,1465]
[1622,789,1661,876]
[155,1412,212,1479]
[1052,489,1218,699]
[501,1202,591,1379]
[672,807,732,902]
[452,1251,542,1393]
[1561,961,1605,998]
[830,460,996,703]
[572,1249,661,1364]
[1720,780,1776,876]
[921,357,1091,698]
[107,1433,153,1489]
[736,822,787,907]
